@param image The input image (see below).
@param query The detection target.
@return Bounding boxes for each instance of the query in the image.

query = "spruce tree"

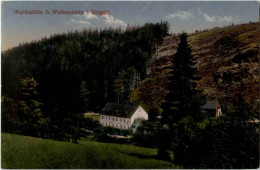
[162,32,203,125]
[159,33,205,165]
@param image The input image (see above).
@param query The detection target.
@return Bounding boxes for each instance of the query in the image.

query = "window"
[120,119,122,122]
[109,117,110,120]
[116,118,117,121]
[113,118,114,121]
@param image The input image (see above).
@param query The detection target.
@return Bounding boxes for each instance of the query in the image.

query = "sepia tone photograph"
[1,1,259,169]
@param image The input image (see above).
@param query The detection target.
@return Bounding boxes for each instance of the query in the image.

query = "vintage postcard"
[1,1,259,169]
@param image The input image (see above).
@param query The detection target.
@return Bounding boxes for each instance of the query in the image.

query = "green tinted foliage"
[159,33,206,166]
[114,67,136,103]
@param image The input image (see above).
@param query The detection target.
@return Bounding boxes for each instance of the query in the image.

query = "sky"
[1,1,259,51]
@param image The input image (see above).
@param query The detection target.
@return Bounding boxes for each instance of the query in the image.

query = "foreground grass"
[1,133,180,169]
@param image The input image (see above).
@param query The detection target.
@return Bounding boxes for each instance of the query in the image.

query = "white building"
[100,103,148,130]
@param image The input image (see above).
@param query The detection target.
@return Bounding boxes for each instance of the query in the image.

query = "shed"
[201,101,223,117]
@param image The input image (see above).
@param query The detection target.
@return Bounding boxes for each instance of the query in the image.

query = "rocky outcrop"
[189,23,259,105]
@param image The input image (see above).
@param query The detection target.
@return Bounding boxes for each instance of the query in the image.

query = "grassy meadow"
[84,114,100,121]
[1,133,180,169]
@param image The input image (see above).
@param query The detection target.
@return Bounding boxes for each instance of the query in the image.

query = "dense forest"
[2,21,169,140]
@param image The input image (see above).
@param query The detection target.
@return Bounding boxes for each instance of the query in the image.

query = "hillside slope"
[1,133,180,169]
[132,22,259,111]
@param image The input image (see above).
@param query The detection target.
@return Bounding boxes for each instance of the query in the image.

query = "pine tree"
[159,33,205,165]
[162,32,203,126]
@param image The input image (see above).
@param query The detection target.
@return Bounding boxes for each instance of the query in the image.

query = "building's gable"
[130,106,148,124]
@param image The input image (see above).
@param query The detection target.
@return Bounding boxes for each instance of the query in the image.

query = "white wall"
[217,109,223,117]
[99,105,148,130]
[99,115,131,130]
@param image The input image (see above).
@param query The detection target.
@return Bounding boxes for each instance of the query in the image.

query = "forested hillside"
[132,22,259,113]
[2,21,169,140]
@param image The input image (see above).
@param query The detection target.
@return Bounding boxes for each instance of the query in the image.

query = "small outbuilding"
[100,103,148,130]
[201,101,223,117]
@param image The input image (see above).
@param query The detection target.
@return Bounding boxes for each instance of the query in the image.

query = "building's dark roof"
[201,101,219,110]
[101,103,139,118]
